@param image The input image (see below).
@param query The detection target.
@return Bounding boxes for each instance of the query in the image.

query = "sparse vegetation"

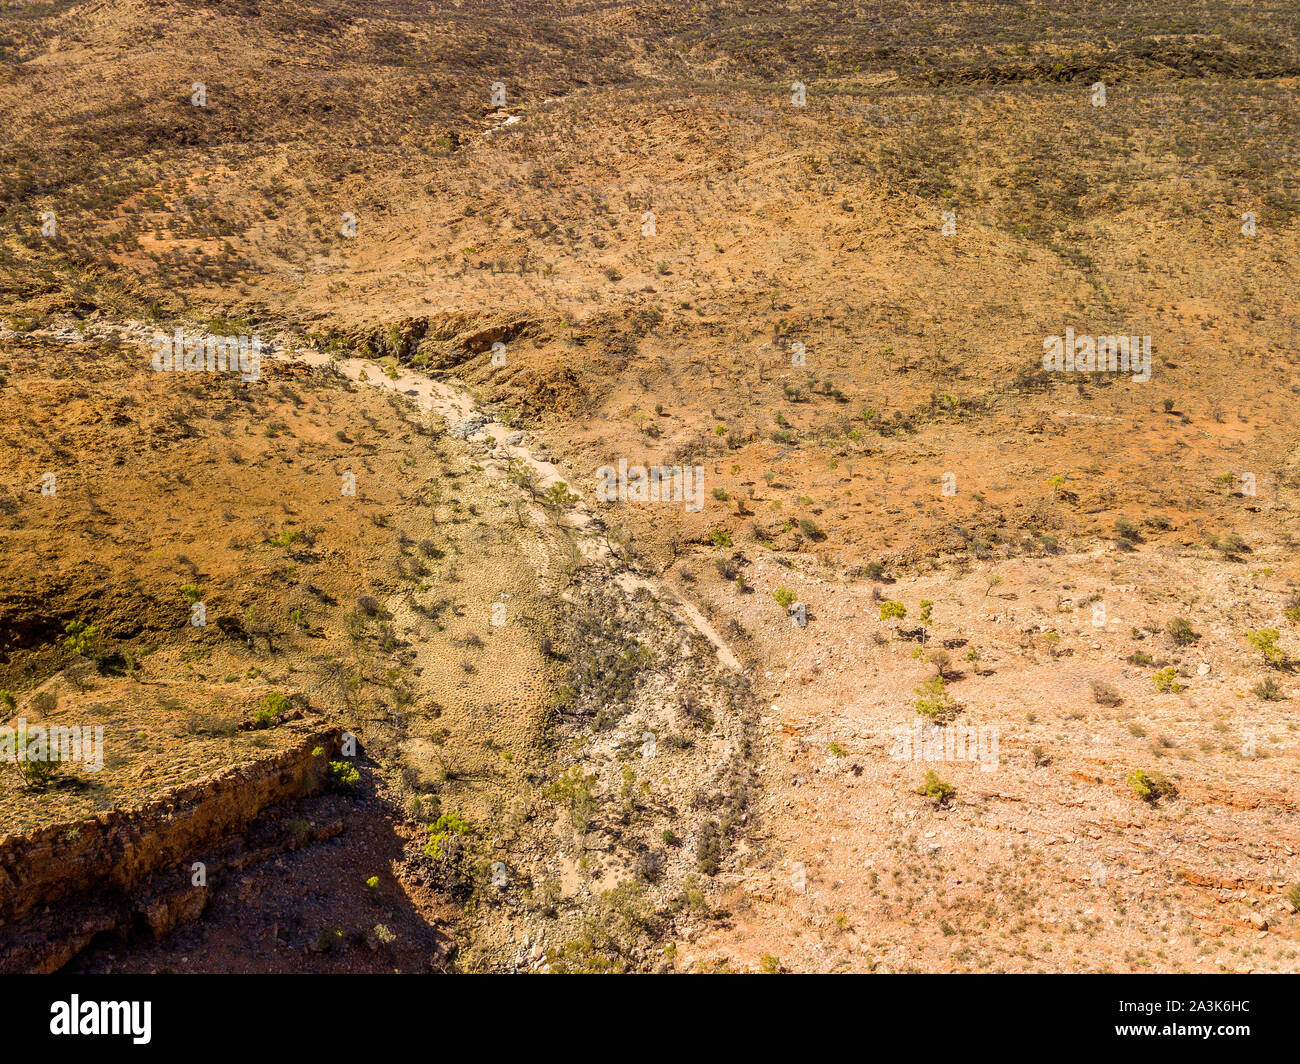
[915,770,956,808]
[1128,769,1178,804]
[1166,617,1199,646]
[424,811,470,861]
[2,0,1297,982]
[1152,667,1184,694]
[1247,628,1285,668]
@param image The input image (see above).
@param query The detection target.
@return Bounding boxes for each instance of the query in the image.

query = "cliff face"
[0,726,342,973]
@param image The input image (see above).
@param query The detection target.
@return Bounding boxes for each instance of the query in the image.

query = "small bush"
[62,619,100,656]
[633,850,664,884]
[11,722,62,789]
[182,710,239,737]
[425,812,470,860]
[1248,628,1285,668]
[1114,518,1141,543]
[1283,594,1300,625]
[1152,667,1184,693]
[879,601,907,622]
[1128,769,1177,804]
[1252,677,1285,702]
[328,760,360,792]
[772,586,796,609]
[544,481,579,511]
[546,766,600,831]
[1091,680,1122,706]
[915,770,956,807]
[253,691,291,728]
[1209,533,1249,559]
[914,676,957,722]
[695,820,723,875]
[1166,617,1200,646]
[927,649,954,679]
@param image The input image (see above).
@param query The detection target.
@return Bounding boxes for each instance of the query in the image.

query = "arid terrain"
[1,0,1298,973]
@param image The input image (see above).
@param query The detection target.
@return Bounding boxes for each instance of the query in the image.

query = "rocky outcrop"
[0,725,343,972]
[317,313,539,369]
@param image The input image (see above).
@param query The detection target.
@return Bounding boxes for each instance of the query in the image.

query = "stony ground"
[1,0,1298,972]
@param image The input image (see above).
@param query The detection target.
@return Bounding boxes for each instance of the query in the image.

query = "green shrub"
[1152,667,1184,693]
[695,820,723,875]
[328,760,360,792]
[1128,769,1177,804]
[11,721,62,789]
[424,811,470,860]
[62,619,100,656]
[1209,533,1249,559]
[1166,617,1199,646]
[544,481,579,511]
[773,587,796,609]
[915,770,955,807]
[914,676,957,722]
[879,601,907,622]
[1284,595,1300,625]
[1247,628,1284,667]
[254,691,291,728]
